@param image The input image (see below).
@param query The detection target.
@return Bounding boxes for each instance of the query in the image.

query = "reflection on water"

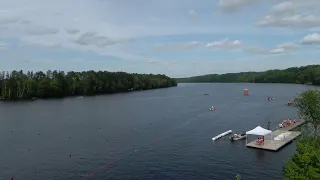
[256,150,265,162]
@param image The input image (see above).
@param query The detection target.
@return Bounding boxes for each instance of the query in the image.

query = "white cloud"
[269,48,285,54]
[218,0,259,12]
[276,42,298,49]
[301,33,320,44]
[270,1,297,15]
[258,14,320,28]
[147,59,158,64]
[206,38,242,48]
[243,42,297,54]
[257,1,320,28]
[205,38,296,55]
[242,45,278,54]
[155,41,201,51]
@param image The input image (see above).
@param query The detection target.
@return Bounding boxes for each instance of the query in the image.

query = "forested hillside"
[176,65,320,85]
[0,70,177,100]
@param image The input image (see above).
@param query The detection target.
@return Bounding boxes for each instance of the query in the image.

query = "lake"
[0,83,310,180]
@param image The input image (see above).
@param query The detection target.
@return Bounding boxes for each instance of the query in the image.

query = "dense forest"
[0,70,177,100]
[176,65,320,85]
[284,89,320,180]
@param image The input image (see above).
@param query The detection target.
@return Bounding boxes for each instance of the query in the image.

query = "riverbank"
[0,70,177,101]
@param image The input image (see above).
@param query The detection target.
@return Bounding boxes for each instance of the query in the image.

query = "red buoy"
[69,154,72,157]
[244,88,249,96]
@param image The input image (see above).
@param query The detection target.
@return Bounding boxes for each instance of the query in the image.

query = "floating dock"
[212,130,232,141]
[246,120,305,151]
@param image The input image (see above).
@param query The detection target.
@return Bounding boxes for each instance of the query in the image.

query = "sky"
[0,0,320,78]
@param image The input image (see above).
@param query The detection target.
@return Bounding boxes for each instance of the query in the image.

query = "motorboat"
[229,133,246,141]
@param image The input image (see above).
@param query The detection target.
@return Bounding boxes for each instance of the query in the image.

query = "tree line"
[176,65,320,86]
[284,89,320,180]
[0,70,177,100]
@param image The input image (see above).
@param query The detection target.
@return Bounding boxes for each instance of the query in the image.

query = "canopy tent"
[246,126,272,144]
[246,126,271,136]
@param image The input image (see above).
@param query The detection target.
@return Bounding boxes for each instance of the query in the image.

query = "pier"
[246,120,305,151]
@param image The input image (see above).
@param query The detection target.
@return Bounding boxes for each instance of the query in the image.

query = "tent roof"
[246,126,271,136]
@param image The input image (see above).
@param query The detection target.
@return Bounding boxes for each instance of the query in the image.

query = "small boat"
[229,133,246,141]
[267,97,275,101]
[204,93,210,95]
[286,101,295,106]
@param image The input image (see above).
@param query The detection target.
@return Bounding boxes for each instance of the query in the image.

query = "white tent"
[246,126,272,144]
[246,126,271,136]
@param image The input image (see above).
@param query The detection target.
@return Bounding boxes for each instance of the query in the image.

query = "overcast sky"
[0,0,320,77]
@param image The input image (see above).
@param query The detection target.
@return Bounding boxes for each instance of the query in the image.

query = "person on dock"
[256,137,264,145]
[294,119,296,124]
[279,123,283,128]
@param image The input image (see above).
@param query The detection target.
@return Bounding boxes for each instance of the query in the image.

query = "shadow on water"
[256,150,266,162]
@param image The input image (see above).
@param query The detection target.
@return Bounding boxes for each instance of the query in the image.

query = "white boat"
[229,133,246,141]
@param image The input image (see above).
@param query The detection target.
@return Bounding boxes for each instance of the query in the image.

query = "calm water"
[0,83,310,180]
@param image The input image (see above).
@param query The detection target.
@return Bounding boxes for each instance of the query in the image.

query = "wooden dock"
[246,120,305,151]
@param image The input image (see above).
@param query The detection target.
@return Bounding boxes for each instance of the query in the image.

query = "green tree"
[294,89,320,136]
[284,137,320,180]
[284,89,320,180]
[0,70,177,100]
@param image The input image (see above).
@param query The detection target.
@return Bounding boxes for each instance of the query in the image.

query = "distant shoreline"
[175,64,320,86]
[177,82,317,85]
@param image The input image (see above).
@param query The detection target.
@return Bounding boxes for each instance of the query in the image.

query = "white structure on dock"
[245,126,272,145]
